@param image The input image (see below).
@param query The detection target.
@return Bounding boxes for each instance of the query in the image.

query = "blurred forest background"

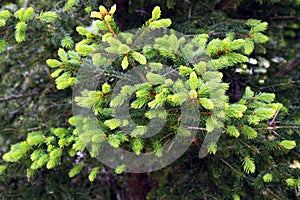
[0,0,299,199]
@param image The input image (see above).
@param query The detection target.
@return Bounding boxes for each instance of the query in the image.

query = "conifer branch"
[187,126,300,132]
[269,15,300,21]
[271,130,286,140]
[265,188,284,200]
[259,80,300,90]
[105,20,116,37]
[160,132,175,142]
[189,55,211,64]
[254,126,300,130]
[208,31,248,37]
[1,127,41,133]
[275,59,300,77]
[268,110,280,127]
[131,26,150,49]
[220,158,246,178]
[239,139,259,153]
[187,127,207,131]
[0,91,39,102]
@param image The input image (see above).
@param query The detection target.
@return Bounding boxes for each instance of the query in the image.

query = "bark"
[215,0,232,11]
[127,173,151,200]
[116,0,129,31]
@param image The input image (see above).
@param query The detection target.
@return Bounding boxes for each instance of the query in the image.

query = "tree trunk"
[127,173,151,200]
[116,0,129,31]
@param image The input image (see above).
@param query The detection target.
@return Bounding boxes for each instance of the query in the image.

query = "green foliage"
[0,40,7,53]
[15,21,27,43]
[68,163,84,178]
[115,164,126,174]
[64,0,77,11]
[3,142,30,162]
[33,5,287,185]
[26,131,45,146]
[46,59,62,68]
[0,10,11,20]
[244,38,254,55]
[0,166,7,175]
[37,11,57,23]
[132,138,143,155]
[226,125,240,138]
[132,52,147,64]
[263,173,273,183]
[242,156,256,174]
[88,166,100,181]
[279,140,296,150]
[14,7,35,21]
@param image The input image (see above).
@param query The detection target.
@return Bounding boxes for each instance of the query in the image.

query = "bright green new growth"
[11,7,57,43]
[1,5,296,189]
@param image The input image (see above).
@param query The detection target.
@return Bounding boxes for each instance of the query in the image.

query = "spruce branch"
[219,158,246,178]
[275,59,300,77]
[1,127,41,133]
[208,31,248,37]
[130,26,150,49]
[105,20,116,37]
[271,130,286,140]
[187,126,207,131]
[187,125,300,132]
[0,90,39,102]
[259,80,300,90]
[269,15,300,21]
[265,188,284,200]
[268,109,280,127]
[254,126,300,130]
[159,132,175,142]
[239,139,259,153]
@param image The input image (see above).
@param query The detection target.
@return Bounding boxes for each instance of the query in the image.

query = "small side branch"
[269,15,300,21]
[188,126,300,131]
[2,127,41,133]
[0,91,39,103]
[220,158,246,178]
[275,59,300,77]
[187,127,207,131]
[254,126,300,130]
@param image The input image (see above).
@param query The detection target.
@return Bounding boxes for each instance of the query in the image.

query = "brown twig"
[187,126,300,131]
[259,80,300,90]
[131,26,150,49]
[269,109,280,127]
[0,91,39,102]
[275,59,300,77]
[220,158,246,178]
[254,126,300,130]
[105,20,116,37]
[265,188,284,200]
[239,139,260,153]
[1,127,41,133]
[187,127,207,131]
[269,15,300,21]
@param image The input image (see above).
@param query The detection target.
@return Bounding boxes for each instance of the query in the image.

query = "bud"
[90,11,101,19]
[99,5,108,14]
[189,90,198,99]
[104,15,112,22]
[280,140,296,150]
[109,4,117,15]
[263,173,273,182]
